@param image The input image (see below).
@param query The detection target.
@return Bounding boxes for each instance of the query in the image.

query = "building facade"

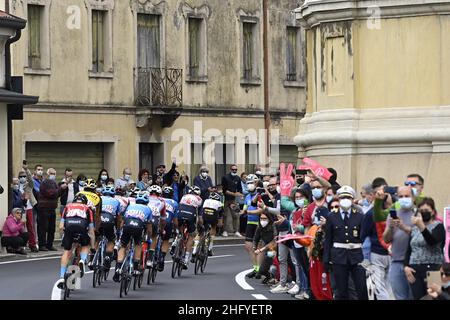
[295,0,450,211]
[9,0,306,184]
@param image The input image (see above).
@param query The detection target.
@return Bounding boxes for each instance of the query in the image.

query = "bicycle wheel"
[93,269,98,288]
[194,254,201,275]
[177,261,183,276]
[138,271,144,288]
[171,258,178,278]
[126,275,132,295]
[201,247,209,273]
[148,264,153,284]
[119,275,126,298]
[97,269,102,286]
[151,266,157,283]
[133,274,138,291]
[103,267,109,281]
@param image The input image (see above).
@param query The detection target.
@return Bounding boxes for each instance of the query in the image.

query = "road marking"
[0,256,60,265]
[252,294,268,300]
[235,269,255,291]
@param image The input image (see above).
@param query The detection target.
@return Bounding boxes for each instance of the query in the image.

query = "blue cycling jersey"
[244,192,260,224]
[123,203,152,223]
[163,198,179,224]
[100,196,121,217]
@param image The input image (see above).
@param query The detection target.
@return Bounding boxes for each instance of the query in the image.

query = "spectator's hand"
[304,176,312,184]
[319,216,327,226]
[375,189,385,200]
[411,213,425,231]
[254,249,262,255]
[257,200,265,209]
[427,283,442,298]
[274,214,286,225]
[404,266,416,284]
[389,218,400,229]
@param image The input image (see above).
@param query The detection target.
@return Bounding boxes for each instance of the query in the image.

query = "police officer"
[323,185,368,300]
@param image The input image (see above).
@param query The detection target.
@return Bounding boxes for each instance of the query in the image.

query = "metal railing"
[135,67,182,107]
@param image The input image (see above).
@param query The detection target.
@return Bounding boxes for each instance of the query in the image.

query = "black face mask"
[420,211,432,222]
[297,178,305,185]
[269,189,278,195]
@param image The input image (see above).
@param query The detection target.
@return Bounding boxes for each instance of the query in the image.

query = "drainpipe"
[263,0,271,167]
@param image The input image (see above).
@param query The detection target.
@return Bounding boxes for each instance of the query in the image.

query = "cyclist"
[114,186,130,216]
[146,185,167,269]
[243,174,264,278]
[77,178,102,227]
[127,186,140,205]
[177,186,203,269]
[160,186,179,271]
[97,186,121,269]
[194,192,223,258]
[113,191,152,282]
[56,194,95,289]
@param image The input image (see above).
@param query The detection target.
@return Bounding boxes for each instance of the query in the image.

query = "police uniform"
[323,186,368,300]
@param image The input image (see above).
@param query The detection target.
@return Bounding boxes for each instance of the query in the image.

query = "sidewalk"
[0,235,245,262]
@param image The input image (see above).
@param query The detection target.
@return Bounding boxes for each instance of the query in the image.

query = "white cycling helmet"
[189,186,201,196]
[148,184,162,196]
[246,174,258,184]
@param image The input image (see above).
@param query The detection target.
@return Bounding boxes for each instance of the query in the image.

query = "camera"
[256,187,265,195]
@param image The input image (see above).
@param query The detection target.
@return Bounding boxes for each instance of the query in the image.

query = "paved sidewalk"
[0,235,245,262]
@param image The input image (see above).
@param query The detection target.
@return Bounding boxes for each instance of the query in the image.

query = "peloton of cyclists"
[160,186,179,271]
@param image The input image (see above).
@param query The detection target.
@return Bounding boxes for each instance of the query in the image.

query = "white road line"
[235,269,255,291]
[252,294,268,300]
[0,256,60,265]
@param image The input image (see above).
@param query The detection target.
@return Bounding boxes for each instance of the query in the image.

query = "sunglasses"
[231,169,238,172]
[19,176,26,178]
[404,181,421,186]
[331,206,340,209]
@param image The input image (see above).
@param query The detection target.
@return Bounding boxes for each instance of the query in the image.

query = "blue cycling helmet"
[102,186,115,196]
[136,191,149,205]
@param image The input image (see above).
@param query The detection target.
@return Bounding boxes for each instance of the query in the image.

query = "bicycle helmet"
[136,191,150,205]
[73,193,88,205]
[189,186,201,196]
[148,184,162,196]
[162,186,174,198]
[209,192,221,201]
[129,186,140,198]
[115,186,125,196]
[246,174,258,184]
[84,178,97,191]
[102,186,115,196]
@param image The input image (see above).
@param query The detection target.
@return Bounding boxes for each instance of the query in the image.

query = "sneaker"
[262,276,271,285]
[30,246,39,253]
[270,284,289,294]
[246,270,257,278]
[47,246,58,251]
[133,269,141,276]
[181,261,188,270]
[103,256,111,269]
[56,279,65,290]
[234,232,243,237]
[268,278,279,286]
[222,231,228,237]
[288,284,300,295]
[78,260,85,278]
[255,273,262,280]
[15,248,27,255]
[286,281,296,290]
[294,291,310,300]
[39,247,49,252]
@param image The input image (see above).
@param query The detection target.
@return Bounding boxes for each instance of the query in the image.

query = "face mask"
[443,281,450,289]
[297,178,305,185]
[263,181,270,188]
[399,197,413,210]
[295,199,306,208]
[255,171,262,175]
[13,185,19,191]
[276,186,281,194]
[260,220,269,228]
[79,181,85,187]
[231,172,238,176]
[326,195,333,204]
[101,175,108,181]
[19,177,27,184]
[267,251,276,258]
[362,198,370,207]
[340,199,352,210]
[411,187,418,197]
[201,172,208,178]
[124,174,131,181]
[420,210,432,223]
[107,184,114,188]
[49,175,56,180]
[247,184,256,192]
[36,170,43,176]
[312,188,323,200]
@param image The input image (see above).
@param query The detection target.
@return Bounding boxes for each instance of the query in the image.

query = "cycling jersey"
[77,190,102,223]
[115,195,130,215]
[162,198,179,224]
[122,203,152,229]
[147,196,167,220]
[201,198,223,218]
[244,192,260,225]
[61,203,94,250]
[100,196,121,225]
[178,194,203,234]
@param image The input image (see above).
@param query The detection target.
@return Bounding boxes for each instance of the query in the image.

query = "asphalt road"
[0,244,294,300]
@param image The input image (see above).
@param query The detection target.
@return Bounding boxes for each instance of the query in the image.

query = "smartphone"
[426,271,442,286]
[389,208,398,220]
[384,186,398,195]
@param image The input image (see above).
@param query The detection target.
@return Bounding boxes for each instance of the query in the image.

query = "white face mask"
[295,199,306,208]
[247,183,256,192]
[263,181,270,188]
[19,177,27,184]
[36,170,43,176]
[267,251,276,258]
[231,172,238,176]
[399,197,413,210]
[13,185,19,191]
[49,175,56,180]
[201,172,208,178]
[326,195,333,204]
[411,187,418,197]
[101,175,108,181]
[124,174,131,181]
[340,198,352,210]
[260,220,269,228]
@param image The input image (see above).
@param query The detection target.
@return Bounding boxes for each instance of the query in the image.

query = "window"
[92,10,105,73]
[286,27,298,81]
[188,18,201,78]
[27,5,43,69]
[240,19,260,85]
[243,23,253,81]
[137,14,160,68]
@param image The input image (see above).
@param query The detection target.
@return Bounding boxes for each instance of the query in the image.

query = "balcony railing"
[135,67,183,107]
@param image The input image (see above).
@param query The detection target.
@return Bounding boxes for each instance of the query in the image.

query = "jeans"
[292,247,309,292]
[389,261,413,300]
[370,252,393,300]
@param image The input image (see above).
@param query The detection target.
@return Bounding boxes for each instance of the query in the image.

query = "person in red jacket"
[1,208,29,254]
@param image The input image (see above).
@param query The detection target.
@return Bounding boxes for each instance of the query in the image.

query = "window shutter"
[28,5,41,68]
[243,23,253,80]
[286,27,297,81]
[92,11,99,72]
[189,18,200,77]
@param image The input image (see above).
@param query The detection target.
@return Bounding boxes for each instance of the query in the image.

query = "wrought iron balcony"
[135,67,183,107]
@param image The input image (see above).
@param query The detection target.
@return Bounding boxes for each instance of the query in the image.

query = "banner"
[299,157,333,181]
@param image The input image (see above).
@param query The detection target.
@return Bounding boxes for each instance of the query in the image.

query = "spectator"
[361,183,393,300]
[137,169,152,191]
[115,167,133,189]
[36,168,61,251]
[32,164,44,245]
[404,197,445,299]
[76,173,87,192]
[59,168,78,217]
[155,174,163,186]
[358,183,374,214]
[427,263,450,300]
[380,186,415,300]
[10,178,26,212]
[1,208,28,255]
[153,164,166,182]
[302,177,329,232]
[18,163,38,252]
[253,213,277,282]
[405,174,426,206]
[325,187,336,206]
[221,164,243,237]
[193,166,214,201]
[97,169,110,189]
[327,168,341,193]
[238,173,249,235]
[164,162,187,202]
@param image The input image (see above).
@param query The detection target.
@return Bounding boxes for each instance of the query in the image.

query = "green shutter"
[28,5,42,68]
[92,10,105,72]
[286,27,298,81]
[243,23,253,80]
[189,18,200,77]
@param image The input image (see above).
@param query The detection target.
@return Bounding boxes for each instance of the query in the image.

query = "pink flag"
[276,233,312,243]
[299,157,333,181]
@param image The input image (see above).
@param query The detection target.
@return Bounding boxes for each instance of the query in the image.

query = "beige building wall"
[295,0,450,213]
